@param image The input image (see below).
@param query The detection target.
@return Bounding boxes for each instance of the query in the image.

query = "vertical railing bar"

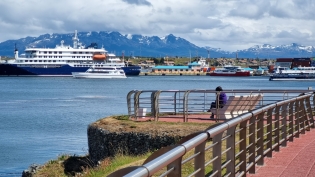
[281,103,288,147]
[256,112,265,166]
[274,105,280,152]
[266,108,273,157]
[226,126,236,175]
[294,99,300,137]
[194,141,206,177]
[237,121,248,173]
[213,132,224,177]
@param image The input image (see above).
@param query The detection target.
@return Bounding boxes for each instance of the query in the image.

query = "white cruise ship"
[0,30,141,76]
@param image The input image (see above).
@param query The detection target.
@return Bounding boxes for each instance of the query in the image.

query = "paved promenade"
[248,128,315,177]
[134,114,315,177]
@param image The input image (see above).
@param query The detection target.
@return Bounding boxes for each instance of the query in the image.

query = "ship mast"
[72,30,79,49]
[14,43,18,59]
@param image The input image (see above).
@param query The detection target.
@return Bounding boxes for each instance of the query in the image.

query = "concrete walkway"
[132,114,220,123]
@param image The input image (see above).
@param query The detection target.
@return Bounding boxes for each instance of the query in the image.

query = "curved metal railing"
[127,89,314,122]
[110,91,315,176]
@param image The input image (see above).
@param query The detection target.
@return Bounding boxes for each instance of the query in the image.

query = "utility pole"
[189,50,191,63]
[207,49,210,59]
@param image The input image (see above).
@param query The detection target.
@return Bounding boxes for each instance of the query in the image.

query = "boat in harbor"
[0,30,141,76]
[269,66,315,81]
[72,66,126,79]
[273,66,315,74]
[269,73,315,81]
[209,65,251,76]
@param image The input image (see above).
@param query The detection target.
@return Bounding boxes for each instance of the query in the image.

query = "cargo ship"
[0,30,141,76]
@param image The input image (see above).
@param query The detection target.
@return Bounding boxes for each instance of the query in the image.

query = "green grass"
[34,153,152,177]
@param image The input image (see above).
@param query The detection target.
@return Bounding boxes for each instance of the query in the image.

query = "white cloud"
[0,0,314,51]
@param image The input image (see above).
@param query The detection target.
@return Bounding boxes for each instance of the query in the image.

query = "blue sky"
[0,0,314,51]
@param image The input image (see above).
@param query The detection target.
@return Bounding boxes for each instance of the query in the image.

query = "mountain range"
[0,31,314,59]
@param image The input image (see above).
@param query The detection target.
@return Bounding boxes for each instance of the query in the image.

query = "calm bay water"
[0,76,313,176]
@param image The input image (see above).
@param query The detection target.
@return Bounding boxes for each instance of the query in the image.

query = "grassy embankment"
[34,115,216,176]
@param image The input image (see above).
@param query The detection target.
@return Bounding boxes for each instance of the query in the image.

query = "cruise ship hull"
[0,64,141,76]
[122,66,141,76]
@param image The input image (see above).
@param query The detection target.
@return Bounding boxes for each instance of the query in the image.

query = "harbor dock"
[140,72,208,76]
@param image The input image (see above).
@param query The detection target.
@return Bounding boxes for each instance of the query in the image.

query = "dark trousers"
[210,102,224,118]
[210,102,224,109]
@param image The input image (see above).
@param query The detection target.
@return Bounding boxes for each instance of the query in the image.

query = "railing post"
[194,141,206,177]
[256,112,265,166]
[151,91,156,120]
[294,99,301,137]
[304,96,314,128]
[274,105,281,152]
[299,99,306,134]
[167,158,182,177]
[153,90,162,121]
[288,101,295,141]
[215,91,220,121]
[226,126,237,176]
[248,115,257,174]
[183,90,191,122]
[212,132,224,177]
[133,91,142,121]
[239,121,248,174]
[127,90,136,119]
[266,108,273,157]
[300,98,308,132]
[281,103,288,147]
[174,91,178,115]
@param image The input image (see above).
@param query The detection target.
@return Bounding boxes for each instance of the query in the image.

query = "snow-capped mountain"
[236,43,315,58]
[0,31,314,59]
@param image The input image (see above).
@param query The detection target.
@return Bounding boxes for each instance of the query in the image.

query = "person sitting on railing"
[208,86,227,119]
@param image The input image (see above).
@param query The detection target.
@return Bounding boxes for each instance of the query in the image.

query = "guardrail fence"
[109,91,315,176]
[127,89,313,122]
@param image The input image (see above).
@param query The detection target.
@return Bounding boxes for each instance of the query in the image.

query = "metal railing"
[127,89,313,122]
[111,91,315,177]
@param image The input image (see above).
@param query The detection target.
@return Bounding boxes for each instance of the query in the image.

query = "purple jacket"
[217,92,227,106]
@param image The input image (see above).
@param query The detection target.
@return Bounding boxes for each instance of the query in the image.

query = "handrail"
[115,92,315,177]
[127,89,314,121]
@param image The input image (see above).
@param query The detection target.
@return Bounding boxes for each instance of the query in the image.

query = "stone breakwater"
[87,117,212,164]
